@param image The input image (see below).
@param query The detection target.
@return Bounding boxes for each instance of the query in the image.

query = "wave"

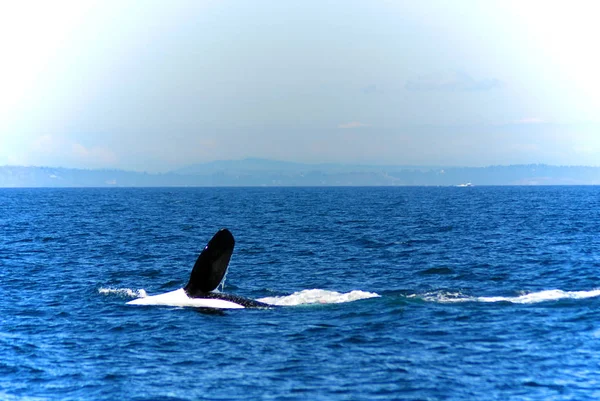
[258,289,380,306]
[413,289,600,304]
[98,287,147,298]
[0,391,49,401]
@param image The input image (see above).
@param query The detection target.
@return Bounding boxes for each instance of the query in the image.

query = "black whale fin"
[184,228,235,296]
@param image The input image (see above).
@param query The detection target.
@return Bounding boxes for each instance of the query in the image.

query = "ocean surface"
[3,186,600,400]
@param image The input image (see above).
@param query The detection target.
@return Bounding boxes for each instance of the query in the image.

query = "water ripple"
[3,187,600,400]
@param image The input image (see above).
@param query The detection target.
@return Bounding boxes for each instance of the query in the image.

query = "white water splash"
[98,287,147,299]
[478,289,600,304]
[415,289,600,304]
[126,288,244,309]
[258,289,380,306]
[101,286,378,309]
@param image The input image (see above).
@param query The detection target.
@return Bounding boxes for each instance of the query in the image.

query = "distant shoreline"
[2,161,600,187]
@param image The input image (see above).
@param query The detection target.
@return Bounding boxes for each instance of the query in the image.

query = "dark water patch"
[138,268,163,278]
[403,238,442,246]
[523,380,566,392]
[191,308,227,316]
[16,308,48,318]
[419,266,454,275]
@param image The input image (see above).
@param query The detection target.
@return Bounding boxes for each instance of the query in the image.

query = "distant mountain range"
[2,159,600,187]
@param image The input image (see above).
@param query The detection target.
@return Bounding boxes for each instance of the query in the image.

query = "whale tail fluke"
[184,228,235,296]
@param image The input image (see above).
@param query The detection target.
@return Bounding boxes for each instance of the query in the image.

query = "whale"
[127,228,270,309]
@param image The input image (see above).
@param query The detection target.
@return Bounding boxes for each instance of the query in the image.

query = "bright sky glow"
[0,0,599,171]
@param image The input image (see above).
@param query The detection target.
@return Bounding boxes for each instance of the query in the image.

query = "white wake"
[99,287,380,308]
[414,289,600,304]
[99,287,600,306]
[126,288,245,308]
[258,289,380,306]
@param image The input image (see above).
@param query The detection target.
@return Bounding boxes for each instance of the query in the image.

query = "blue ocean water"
[3,186,600,400]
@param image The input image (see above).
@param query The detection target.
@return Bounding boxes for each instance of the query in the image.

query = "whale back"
[184,228,235,296]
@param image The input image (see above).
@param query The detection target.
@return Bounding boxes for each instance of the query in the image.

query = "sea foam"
[416,289,600,304]
[98,287,147,298]
[258,289,380,306]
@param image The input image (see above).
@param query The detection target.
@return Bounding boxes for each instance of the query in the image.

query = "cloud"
[15,135,118,167]
[512,143,540,152]
[361,84,379,95]
[513,117,544,124]
[338,121,371,129]
[405,70,502,92]
[32,134,60,153]
[72,143,118,164]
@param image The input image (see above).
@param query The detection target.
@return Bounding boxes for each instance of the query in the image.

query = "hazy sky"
[1,1,599,171]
